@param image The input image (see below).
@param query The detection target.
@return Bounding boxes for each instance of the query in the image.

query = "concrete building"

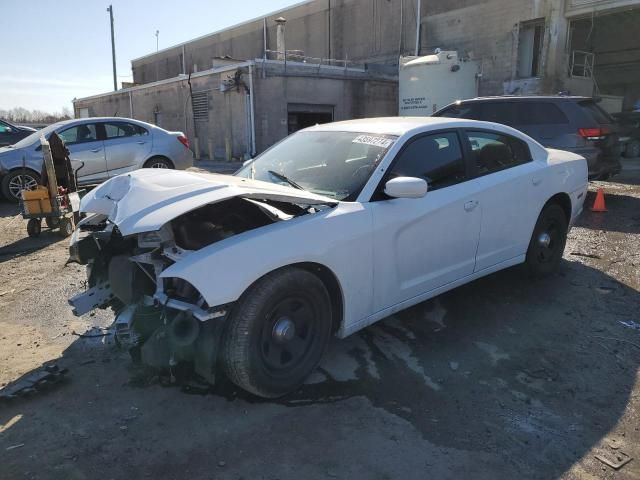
[74,0,640,159]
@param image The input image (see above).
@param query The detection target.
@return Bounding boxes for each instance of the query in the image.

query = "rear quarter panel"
[545,148,589,224]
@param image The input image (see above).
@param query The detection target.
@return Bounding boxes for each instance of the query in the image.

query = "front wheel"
[221,268,332,398]
[1,170,41,203]
[525,204,568,277]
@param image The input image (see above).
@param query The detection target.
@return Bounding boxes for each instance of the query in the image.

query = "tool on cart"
[21,133,85,238]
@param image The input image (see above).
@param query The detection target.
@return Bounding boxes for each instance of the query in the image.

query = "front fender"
[160,202,374,329]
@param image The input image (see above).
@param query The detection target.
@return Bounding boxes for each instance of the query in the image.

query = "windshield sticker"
[352,135,394,149]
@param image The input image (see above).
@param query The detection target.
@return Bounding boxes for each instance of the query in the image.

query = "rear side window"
[389,132,466,191]
[465,130,532,176]
[435,103,482,120]
[476,102,518,126]
[517,102,569,125]
[578,100,613,125]
[104,122,148,139]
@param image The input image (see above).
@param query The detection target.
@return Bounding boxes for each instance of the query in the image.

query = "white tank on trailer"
[399,50,480,116]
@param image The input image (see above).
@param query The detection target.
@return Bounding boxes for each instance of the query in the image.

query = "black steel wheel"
[525,204,568,277]
[26,218,42,237]
[221,267,332,398]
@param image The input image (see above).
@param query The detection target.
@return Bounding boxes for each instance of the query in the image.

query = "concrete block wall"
[131,0,421,84]
[421,0,555,95]
[252,67,397,152]
[74,72,250,161]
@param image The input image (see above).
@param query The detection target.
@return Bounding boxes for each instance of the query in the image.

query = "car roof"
[55,117,157,129]
[305,117,470,136]
[451,95,591,104]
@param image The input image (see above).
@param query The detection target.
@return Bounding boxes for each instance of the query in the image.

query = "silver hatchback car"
[0,117,193,201]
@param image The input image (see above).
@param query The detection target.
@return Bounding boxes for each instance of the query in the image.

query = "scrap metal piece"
[594,450,633,470]
[68,281,115,316]
[114,305,140,347]
[0,364,68,401]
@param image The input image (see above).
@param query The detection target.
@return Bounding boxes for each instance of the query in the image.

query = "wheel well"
[8,167,41,177]
[144,155,174,168]
[296,263,344,334]
[545,193,571,223]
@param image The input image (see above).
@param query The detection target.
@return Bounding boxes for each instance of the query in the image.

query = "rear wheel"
[525,204,568,277]
[221,268,332,398]
[2,170,41,203]
[143,157,173,169]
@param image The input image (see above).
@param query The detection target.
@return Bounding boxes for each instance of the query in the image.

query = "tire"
[143,157,173,169]
[58,217,75,237]
[525,204,568,277]
[45,216,60,229]
[221,267,332,398]
[26,218,41,237]
[1,170,41,203]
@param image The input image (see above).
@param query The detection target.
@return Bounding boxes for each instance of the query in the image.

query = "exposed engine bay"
[68,196,313,384]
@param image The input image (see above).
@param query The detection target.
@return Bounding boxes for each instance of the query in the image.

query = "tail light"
[177,134,190,149]
[579,127,609,140]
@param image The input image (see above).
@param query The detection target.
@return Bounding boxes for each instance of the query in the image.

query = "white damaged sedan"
[68,117,588,397]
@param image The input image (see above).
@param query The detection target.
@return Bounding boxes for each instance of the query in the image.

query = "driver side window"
[389,132,466,191]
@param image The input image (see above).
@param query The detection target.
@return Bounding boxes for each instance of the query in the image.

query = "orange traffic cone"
[591,188,607,212]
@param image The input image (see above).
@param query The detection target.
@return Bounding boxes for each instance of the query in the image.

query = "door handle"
[532,177,543,186]
[90,148,101,153]
[136,141,147,145]
[464,200,479,212]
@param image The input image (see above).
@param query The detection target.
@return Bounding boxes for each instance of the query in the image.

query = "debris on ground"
[71,330,111,338]
[619,320,640,331]
[594,449,633,470]
[570,252,602,259]
[0,364,68,401]
[5,444,25,451]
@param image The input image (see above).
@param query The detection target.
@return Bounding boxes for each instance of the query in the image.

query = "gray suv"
[433,96,622,180]
[0,117,193,201]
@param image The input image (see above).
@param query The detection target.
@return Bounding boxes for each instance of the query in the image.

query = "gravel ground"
[0,167,639,480]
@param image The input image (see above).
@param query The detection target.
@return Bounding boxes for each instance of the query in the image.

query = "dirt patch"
[0,172,639,479]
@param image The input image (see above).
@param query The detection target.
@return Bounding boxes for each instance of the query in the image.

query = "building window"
[517,20,545,78]
[191,91,209,122]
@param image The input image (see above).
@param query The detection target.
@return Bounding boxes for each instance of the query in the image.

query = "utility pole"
[415,0,421,56]
[155,30,159,52]
[107,5,117,91]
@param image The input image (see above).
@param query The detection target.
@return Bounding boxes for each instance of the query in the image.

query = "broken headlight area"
[67,196,300,384]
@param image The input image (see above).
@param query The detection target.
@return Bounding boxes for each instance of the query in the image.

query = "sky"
[0,0,302,114]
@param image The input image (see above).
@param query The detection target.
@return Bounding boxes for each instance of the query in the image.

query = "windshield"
[9,122,67,149]
[235,131,396,201]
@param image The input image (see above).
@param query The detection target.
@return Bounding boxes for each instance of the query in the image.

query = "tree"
[0,107,73,124]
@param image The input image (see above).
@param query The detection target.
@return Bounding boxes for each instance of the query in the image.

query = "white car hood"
[80,169,338,236]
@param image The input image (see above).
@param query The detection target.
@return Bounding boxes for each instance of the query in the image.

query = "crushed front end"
[67,196,287,384]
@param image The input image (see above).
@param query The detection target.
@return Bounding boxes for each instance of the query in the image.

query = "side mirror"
[242,159,252,167]
[384,177,428,199]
